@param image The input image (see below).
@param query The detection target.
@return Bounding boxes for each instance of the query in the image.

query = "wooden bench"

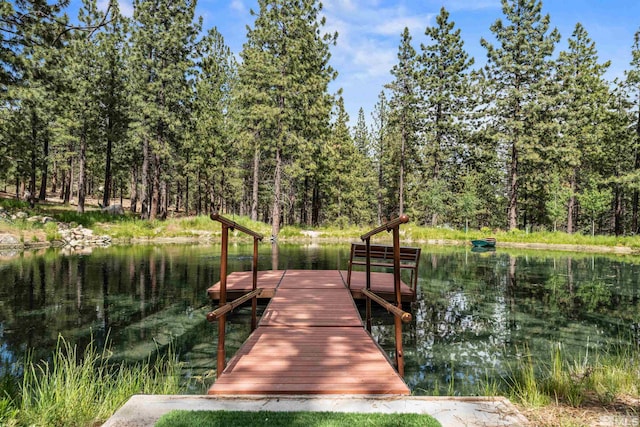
[346,243,421,293]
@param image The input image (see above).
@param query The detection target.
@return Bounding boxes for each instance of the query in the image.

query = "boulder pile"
[57,224,112,249]
[0,208,112,250]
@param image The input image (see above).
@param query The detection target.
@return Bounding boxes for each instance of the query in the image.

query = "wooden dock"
[208,270,410,395]
[207,269,416,302]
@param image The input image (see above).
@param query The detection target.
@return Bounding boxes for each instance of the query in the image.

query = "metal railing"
[207,213,264,378]
[360,214,412,376]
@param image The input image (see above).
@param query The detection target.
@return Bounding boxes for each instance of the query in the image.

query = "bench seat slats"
[347,243,421,294]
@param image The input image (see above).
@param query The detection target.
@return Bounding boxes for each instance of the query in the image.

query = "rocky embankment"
[0,207,111,250]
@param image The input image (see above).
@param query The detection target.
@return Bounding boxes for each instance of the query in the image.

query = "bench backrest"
[347,243,421,292]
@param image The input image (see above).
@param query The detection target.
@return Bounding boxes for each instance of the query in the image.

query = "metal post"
[251,236,258,331]
[216,225,229,378]
[392,225,404,376]
[365,237,372,332]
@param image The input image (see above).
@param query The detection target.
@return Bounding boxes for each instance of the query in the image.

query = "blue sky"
[71,0,640,125]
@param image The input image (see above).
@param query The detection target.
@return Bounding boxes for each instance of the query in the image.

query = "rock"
[55,224,112,250]
[0,234,20,245]
[101,204,125,215]
[27,216,42,222]
[42,216,56,224]
[301,230,322,238]
[15,212,28,219]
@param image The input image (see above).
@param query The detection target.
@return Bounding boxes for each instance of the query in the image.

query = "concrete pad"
[103,395,529,427]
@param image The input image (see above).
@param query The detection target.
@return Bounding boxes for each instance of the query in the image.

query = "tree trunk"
[102,118,113,208]
[377,161,383,226]
[77,119,87,213]
[271,147,282,238]
[29,110,37,208]
[63,157,72,204]
[159,178,168,219]
[51,161,57,194]
[251,144,259,221]
[59,168,66,200]
[614,184,623,236]
[399,129,405,216]
[150,153,160,220]
[567,170,576,234]
[197,172,202,215]
[508,142,518,231]
[141,137,150,219]
[633,109,640,233]
[130,165,139,213]
[39,134,49,201]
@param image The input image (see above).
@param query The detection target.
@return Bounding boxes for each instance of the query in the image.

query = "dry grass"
[521,394,640,426]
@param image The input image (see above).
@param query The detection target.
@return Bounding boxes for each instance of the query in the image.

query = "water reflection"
[0,244,639,395]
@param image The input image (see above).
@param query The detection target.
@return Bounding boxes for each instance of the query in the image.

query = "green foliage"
[3,0,640,238]
[10,335,181,426]
[480,0,560,230]
[578,179,613,236]
[507,351,550,407]
[238,0,337,236]
[156,410,442,427]
[501,342,640,410]
[545,174,571,232]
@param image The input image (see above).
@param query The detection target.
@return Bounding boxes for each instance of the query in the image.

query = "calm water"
[1,243,639,395]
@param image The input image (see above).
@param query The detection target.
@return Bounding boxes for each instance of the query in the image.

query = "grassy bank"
[0,336,181,427]
[2,197,640,251]
[497,343,640,426]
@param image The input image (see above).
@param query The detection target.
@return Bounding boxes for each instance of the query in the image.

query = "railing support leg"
[365,237,372,332]
[392,226,404,376]
[216,224,229,378]
[251,236,259,331]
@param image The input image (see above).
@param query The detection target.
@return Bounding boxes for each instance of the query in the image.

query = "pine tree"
[371,91,391,224]
[353,107,370,156]
[238,0,336,237]
[6,1,68,207]
[188,27,238,214]
[481,0,560,230]
[554,23,610,233]
[64,0,105,213]
[386,27,419,216]
[95,1,129,208]
[129,0,199,219]
[417,7,474,225]
[626,29,640,233]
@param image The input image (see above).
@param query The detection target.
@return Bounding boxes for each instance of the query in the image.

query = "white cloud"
[374,15,433,36]
[97,0,133,18]
[442,0,501,12]
[230,0,246,14]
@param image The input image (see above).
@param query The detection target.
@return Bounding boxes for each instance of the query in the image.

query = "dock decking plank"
[207,270,285,300]
[208,270,409,396]
[341,270,415,302]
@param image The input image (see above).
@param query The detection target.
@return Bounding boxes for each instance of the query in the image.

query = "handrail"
[210,213,264,241]
[210,212,263,378]
[207,288,263,322]
[359,214,410,377]
[361,289,412,323]
[360,214,409,240]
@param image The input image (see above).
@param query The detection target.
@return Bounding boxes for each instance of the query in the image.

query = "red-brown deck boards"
[208,269,415,302]
[207,270,285,300]
[341,270,415,302]
[208,269,409,395]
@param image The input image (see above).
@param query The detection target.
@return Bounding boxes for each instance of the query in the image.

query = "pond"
[1,243,639,395]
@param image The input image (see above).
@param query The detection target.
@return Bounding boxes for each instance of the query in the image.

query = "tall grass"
[6,335,181,427]
[503,342,640,409]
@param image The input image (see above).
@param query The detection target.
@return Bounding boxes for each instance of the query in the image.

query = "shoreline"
[0,234,637,255]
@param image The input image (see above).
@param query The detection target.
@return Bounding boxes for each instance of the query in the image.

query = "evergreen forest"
[2,0,640,238]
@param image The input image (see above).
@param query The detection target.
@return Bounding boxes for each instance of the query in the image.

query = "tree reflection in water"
[0,244,639,394]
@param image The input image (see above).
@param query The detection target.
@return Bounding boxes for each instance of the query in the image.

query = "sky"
[68,0,640,125]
